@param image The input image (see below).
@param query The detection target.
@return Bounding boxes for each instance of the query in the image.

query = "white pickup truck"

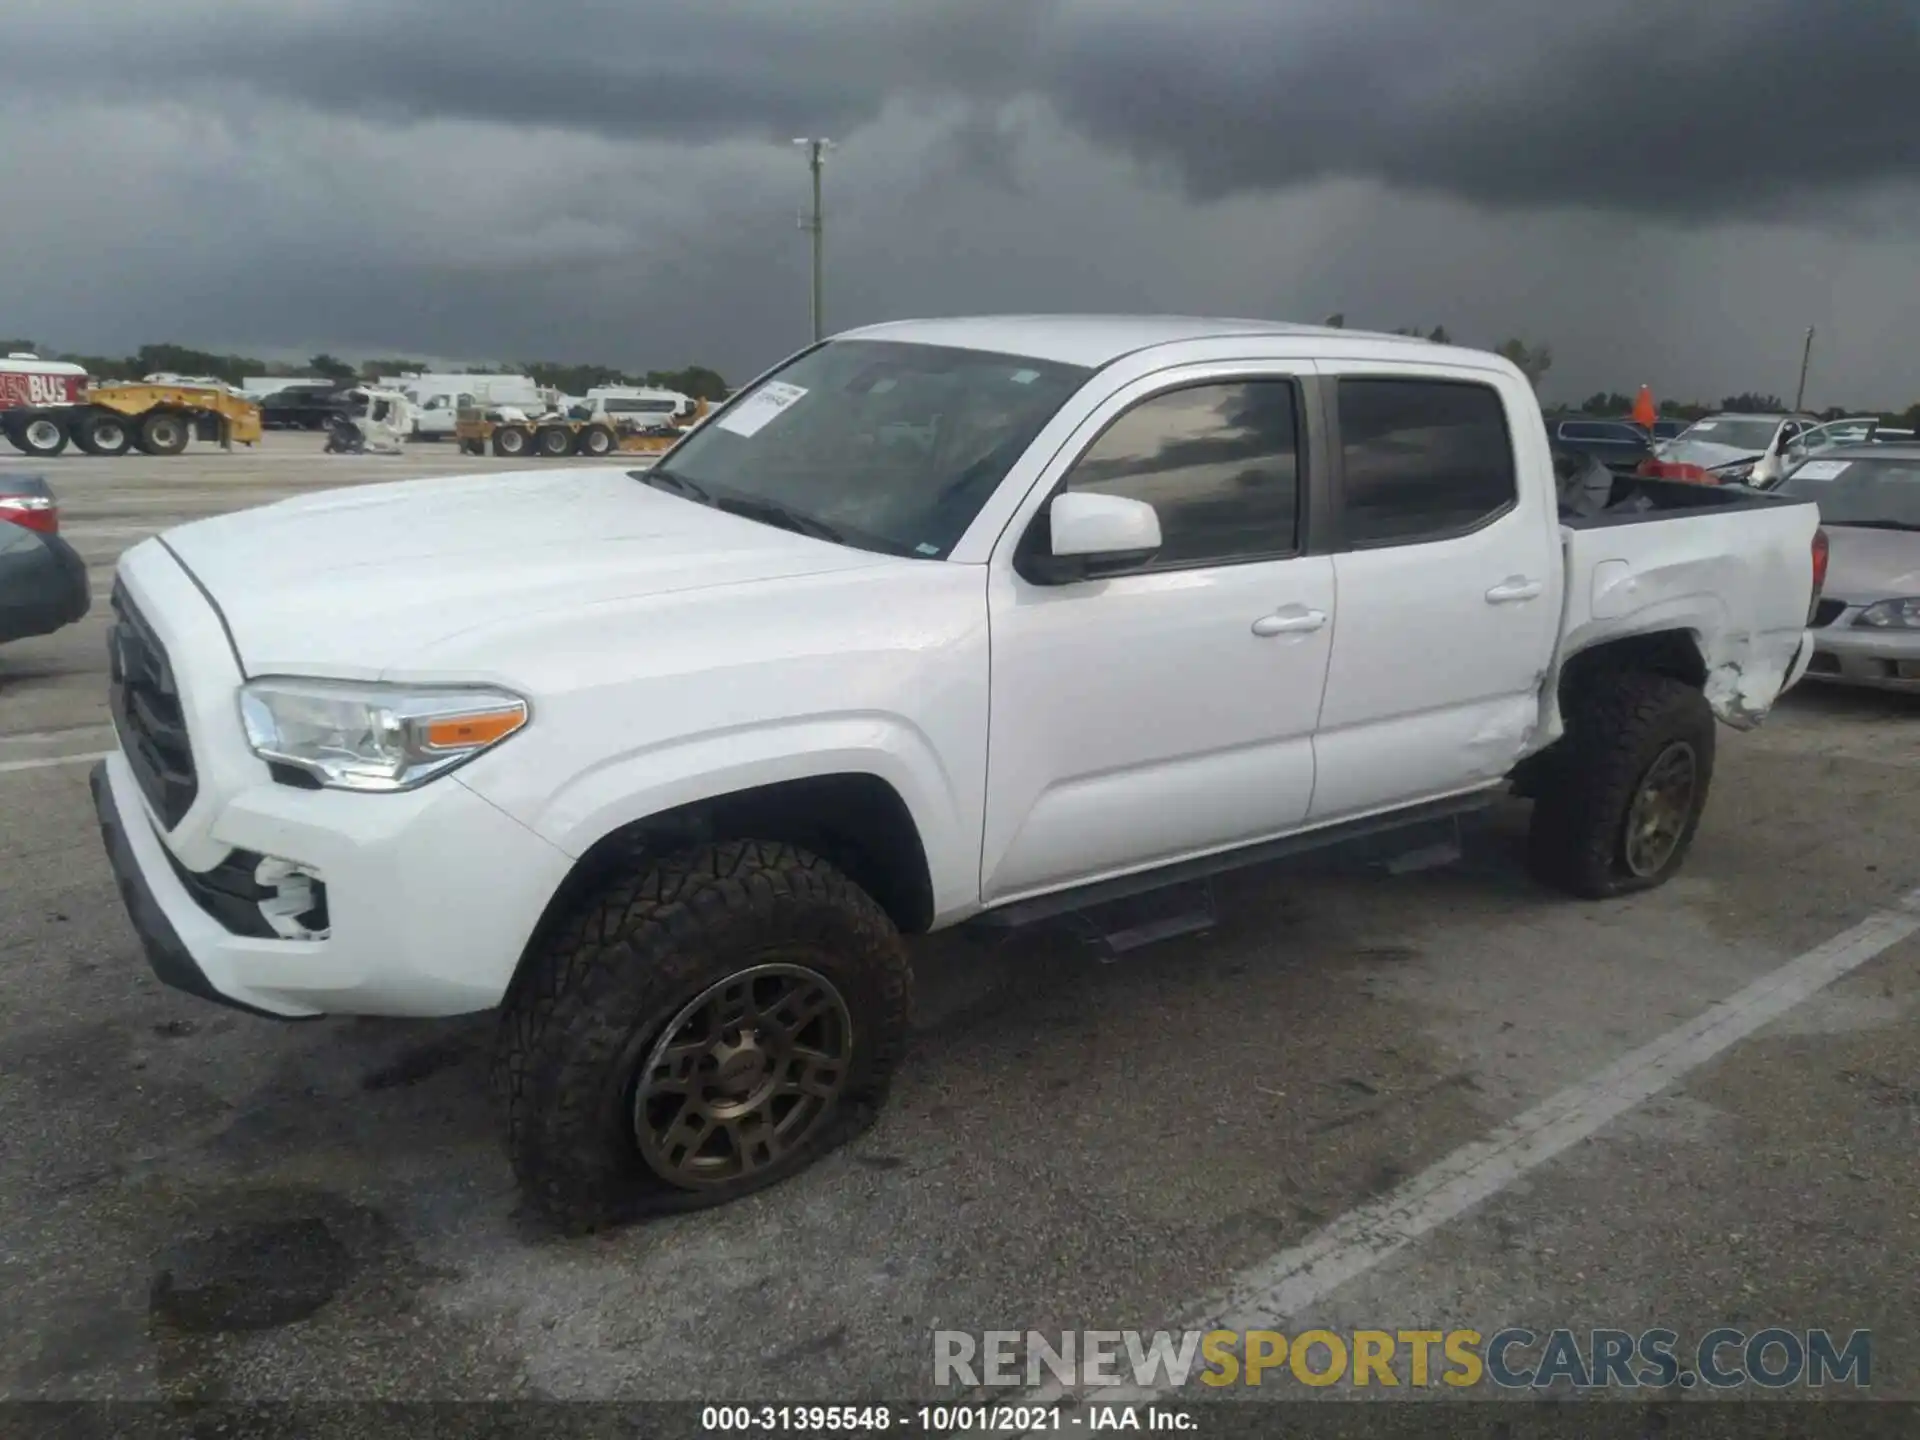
[92,317,1825,1230]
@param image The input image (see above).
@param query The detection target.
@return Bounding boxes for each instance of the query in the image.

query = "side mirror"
[1023,491,1163,584]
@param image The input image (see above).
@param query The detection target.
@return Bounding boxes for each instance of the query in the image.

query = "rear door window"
[1336,379,1518,547]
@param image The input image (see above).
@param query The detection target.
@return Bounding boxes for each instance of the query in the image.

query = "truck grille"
[108,580,198,828]
[1811,598,1847,628]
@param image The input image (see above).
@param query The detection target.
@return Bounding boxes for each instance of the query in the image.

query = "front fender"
[462,713,982,923]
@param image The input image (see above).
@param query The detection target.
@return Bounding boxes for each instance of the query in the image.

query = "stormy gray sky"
[3,0,1917,406]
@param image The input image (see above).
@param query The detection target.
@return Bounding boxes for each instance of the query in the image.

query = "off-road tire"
[73,410,133,457]
[534,425,574,458]
[136,410,190,456]
[491,425,531,458]
[576,424,616,457]
[10,413,70,457]
[494,840,912,1234]
[1527,671,1716,899]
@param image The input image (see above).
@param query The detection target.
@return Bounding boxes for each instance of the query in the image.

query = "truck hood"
[159,467,894,676]
[1822,523,1920,604]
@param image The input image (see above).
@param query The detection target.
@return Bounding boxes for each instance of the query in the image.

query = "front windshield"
[1777,456,1920,529]
[1673,418,1779,451]
[646,339,1090,558]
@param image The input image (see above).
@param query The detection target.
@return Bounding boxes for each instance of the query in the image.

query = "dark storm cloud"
[7,0,1916,219]
[1034,0,1920,216]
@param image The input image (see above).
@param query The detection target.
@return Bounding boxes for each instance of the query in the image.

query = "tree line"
[1570,390,1920,428]
[10,330,1916,428]
[0,341,730,402]
[1319,318,1920,429]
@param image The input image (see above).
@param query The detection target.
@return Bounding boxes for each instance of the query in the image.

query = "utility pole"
[793,138,833,342]
[1794,326,1815,412]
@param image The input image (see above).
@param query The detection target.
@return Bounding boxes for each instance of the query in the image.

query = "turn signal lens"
[422,709,526,751]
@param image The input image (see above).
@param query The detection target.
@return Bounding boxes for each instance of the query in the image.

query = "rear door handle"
[1252,607,1328,637]
[1485,577,1544,604]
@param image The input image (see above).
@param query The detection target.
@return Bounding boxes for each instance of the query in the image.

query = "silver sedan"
[1769,445,1920,693]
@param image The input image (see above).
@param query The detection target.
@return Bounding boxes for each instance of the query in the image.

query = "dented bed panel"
[1557,499,1820,730]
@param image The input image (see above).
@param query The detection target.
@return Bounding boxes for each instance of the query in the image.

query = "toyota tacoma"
[91,317,1825,1230]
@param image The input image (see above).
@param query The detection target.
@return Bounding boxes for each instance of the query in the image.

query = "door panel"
[982,365,1333,903]
[983,556,1335,900]
[1310,368,1561,822]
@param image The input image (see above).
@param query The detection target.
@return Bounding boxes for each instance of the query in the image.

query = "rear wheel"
[491,425,532,458]
[576,424,616,457]
[1527,671,1716,898]
[72,410,133,457]
[136,410,190,456]
[10,413,70,457]
[535,425,574,458]
[494,840,911,1233]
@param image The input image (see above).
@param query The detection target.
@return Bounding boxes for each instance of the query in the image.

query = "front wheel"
[576,424,616,457]
[494,841,912,1233]
[1527,672,1716,898]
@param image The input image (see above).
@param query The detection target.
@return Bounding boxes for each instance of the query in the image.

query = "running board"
[968,794,1493,946]
[1067,879,1218,958]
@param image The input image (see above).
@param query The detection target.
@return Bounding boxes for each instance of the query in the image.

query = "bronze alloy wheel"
[1622,740,1698,878]
[631,962,853,1189]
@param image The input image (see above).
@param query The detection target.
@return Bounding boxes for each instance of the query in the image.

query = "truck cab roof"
[836,315,1434,368]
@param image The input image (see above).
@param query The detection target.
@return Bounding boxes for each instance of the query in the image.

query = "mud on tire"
[1526,670,1716,899]
[493,840,912,1234]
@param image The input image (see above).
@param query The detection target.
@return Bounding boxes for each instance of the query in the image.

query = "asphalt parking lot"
[3,433,1918,1414]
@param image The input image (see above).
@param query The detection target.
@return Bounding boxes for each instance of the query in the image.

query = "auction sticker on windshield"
[1792,461,1852,481]
[717,382,808,438]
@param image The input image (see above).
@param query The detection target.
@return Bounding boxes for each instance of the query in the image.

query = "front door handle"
[1252,607,1328,637]
[1485,577,1544,604]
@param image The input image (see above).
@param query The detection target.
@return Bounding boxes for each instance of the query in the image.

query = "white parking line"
[0,750,111,775]
[1014,885,1920,1420]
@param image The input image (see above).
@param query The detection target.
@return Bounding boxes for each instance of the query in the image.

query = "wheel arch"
[1558,627,1708,706]
[1516,627,1708,797]
[504,770,938,1003]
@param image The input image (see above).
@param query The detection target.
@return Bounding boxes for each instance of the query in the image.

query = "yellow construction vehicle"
[455,397,711,460]
[1,369,263,458]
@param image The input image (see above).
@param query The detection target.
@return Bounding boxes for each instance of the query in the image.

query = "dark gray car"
[1,474,90,645]
[1769,445,1920,693]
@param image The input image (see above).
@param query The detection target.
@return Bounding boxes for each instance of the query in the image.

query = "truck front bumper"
[92,751,573,1019]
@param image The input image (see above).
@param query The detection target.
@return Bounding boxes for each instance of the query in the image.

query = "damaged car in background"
[1643,413,1893,487]
[1767,444,1920,693]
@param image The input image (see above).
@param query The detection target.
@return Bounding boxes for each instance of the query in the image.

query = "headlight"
[1711,460,1755,482]
[1854,598,1920,630]
[239,678,529,791]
